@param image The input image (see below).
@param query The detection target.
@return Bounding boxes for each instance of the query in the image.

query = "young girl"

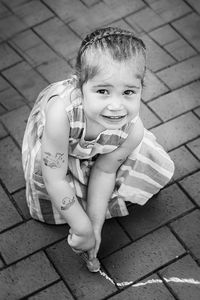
[22,27,174,272]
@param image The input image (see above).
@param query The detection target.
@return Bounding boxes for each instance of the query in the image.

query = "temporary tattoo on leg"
[43,152,65,168]
[61,196,75,210]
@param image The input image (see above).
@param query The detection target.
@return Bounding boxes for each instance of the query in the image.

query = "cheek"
[135,94,141,107]
[82,97,98,114]
[127,99,141,115]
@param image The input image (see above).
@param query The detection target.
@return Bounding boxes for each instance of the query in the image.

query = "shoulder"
[47,77,80,108]
[123,117,144,152]
[44,96,70,141]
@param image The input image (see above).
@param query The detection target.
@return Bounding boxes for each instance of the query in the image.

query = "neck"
[84,118,105,141]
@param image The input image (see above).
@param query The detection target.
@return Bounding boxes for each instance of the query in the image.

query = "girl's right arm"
[41,96,94,248]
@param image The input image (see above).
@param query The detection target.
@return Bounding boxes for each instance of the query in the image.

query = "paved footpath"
[0,0,200,299]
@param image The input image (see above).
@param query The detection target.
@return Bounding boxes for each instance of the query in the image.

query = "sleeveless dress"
[22,78,174,224]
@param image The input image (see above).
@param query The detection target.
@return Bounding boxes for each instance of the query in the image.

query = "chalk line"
[98,270,200,288]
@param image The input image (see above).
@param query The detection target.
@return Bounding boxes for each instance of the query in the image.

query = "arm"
[87,118,144,256]
[41,97,94,249]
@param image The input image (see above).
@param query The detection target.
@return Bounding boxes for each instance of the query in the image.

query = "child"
[22,27,174,272]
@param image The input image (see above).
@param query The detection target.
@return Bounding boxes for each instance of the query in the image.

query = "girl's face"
[82,54,144,135]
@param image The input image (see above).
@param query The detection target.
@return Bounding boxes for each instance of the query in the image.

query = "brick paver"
[172,12,200,51]
[0,220,67,264]
[179,171,200,206]
[171,210,200,262]
[0,2,9,18]
[12,189,31,220]
[151,112,200,151]
[35,18,81,59]
[141,34,175,71]
[145,0,191,22]
[140,102,161,129]
[0,14,27,40]
[0,105,30,146]
[69,1,145,37]
[159,255,200,300]
[0,86,26,111]
[37,56,72,83]
[1,0,34,9]
[10,30,59,67]
[11,0,53,27]
[169,146,200,180]
[0,252,59,300]
[47,240,117,300]
[149,24,197,61]
[164,38,197,61]
[0,1,200,299]
[142,69,169,102]
[3,61,48,103]
[29,281,74,300]
[157,55,200,89]
[126,7,165,34]
[0,258,4,269]
[0,75,9,90]
[0,43,22,70]
[0,122,7,138]
[43,0,90,23]
[0,185,22,232]
[187,137,200,160]
[109,274,175,300]
[98,218,130,258]
[194,106,200,117]
[149,80,200,121]
[102,227,185,283]
[0,137,25,192]
[118,183,194,240]
[186,0,200,14]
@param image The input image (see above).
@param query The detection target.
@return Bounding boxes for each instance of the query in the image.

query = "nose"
[107,97,123,110]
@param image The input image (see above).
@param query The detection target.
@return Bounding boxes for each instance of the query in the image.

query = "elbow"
[43,175,54,190]
[43,175,64,194]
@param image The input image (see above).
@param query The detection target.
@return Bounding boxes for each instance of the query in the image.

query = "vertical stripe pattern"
[22,79,174,224]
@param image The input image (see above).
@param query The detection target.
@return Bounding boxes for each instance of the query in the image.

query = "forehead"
[88,51,144,85]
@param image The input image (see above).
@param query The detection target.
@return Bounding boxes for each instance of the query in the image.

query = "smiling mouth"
[102,115,127,121]
[103,115,126,120]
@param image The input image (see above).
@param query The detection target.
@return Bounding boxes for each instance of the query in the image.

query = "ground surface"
[0,0,200,299]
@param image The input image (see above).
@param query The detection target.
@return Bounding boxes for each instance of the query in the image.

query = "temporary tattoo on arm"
[60,196,75,210]
[117,157,126,164]
[43,152,65,168]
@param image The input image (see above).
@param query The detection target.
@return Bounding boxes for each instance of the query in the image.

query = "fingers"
[88,248,95,260]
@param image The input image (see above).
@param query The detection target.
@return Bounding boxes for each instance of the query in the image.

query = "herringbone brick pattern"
[0,0,199,299]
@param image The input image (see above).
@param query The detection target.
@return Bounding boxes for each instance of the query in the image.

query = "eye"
[96,89,109,95]
[123,90,136,95]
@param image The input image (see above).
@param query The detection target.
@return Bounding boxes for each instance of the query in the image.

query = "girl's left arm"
[86,118,144,256]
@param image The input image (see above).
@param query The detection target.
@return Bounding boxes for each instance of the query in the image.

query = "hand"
[67,228,95,252]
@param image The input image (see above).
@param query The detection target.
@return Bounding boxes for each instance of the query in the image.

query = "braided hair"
[75,27,146,89]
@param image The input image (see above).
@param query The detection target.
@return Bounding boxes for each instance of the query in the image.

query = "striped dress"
[22,78,174,224]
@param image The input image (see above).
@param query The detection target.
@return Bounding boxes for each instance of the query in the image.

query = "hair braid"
[75,27,146,89]
[79,27,142,55]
